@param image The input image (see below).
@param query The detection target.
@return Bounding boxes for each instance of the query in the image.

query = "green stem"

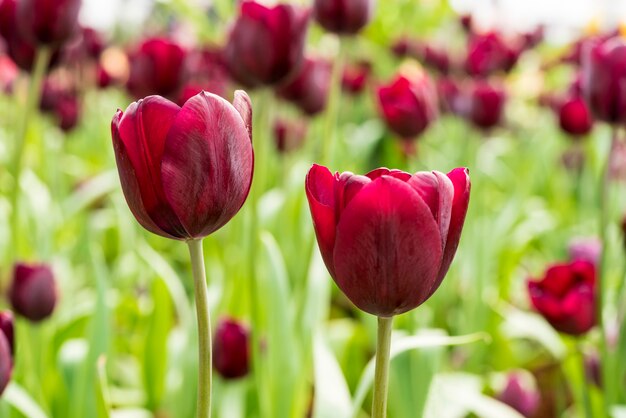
[8,46,51,263]
[187,239,212,418]
[576,342,593,418]
[321,38,345,166]
[371,316,393,418]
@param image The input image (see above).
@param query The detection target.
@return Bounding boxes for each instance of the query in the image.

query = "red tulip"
[527,260,596,336]
[459,14,472,33]
[9,263,57,322]
[465,31,520,77]
[0,322,11,396]
[225,1,310,88]
[496,372,540,418]
[0,311,13,355]
[16,0,81,47]
[377,69,438,140]
[305,165,470,317]
[341,60,371,95]
[40,79,81,131]
[213,318,250,380]
[462,80,506,130]
[582,37,626,125]
[126,37,186,99]
[558,96,593,137]
[274,118,308,153]
[111,91,253,240]
[277,57,331,116]
[313,0,374,35]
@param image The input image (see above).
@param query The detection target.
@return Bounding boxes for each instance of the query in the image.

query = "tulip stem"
[371,316,393,418]
[576,342,593,418]
[8,46,51,264]
[187,239,213,418]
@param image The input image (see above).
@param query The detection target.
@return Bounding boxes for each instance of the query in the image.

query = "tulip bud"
[0,311,13,355]
[377,67,438,141]
[16,0,81,48]
[277,57,332,116]
[126,37,186,99]
[341,60,371,95]
[558,96,593,137]
[496,372,540,417]
[527,260,596,336]
[305,165,470,317]
[111,91,253,240]
[461,81,506,130]
[0,325,12,396]
[9,263,57,322]
[273,118,308,153]
[225,1,310,88]
[582,37,626,125]
[313,0,374,35]
[465,31,520,77]
[213,318,250,379]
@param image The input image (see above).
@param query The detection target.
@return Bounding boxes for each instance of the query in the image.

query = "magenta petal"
[233,90,253,141]
[305,164,338,277]
[333,176,443,317]
[161,91,254,239]
[112,97,188,239]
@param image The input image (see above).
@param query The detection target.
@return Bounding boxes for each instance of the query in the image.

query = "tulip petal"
[432,167,470,292]
[333,176,443,317]
[233,90,253,141]
[162,91,254,238]
[305,164,337,277]
[112,97,188,239]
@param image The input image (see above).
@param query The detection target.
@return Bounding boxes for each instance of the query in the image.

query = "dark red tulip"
[582,37,626,125]
[417,43,452,75]
[462,81,506,130]
[465,31,520,77]
[80,27,105,59]
[390,37,414,58]
[527,260,596,336]
[126,37,186,99]
[459,14,472,33]
[305,165,470,317]
[558,96,593,137]
[39,79,81,131]
[111,91,253,240]
[277,57,331,116]
[341,60,370,95]
[16,0,81,47]
[377,69,438,140]
[96,62,113,89]
[497,372,540,418]
[0,311,13,355]
[225,1,310,88]
[274,118,308,153]
[0,322,11,396]
[313,0,373,35]
[9,263,57,322]
[213,318,250,380]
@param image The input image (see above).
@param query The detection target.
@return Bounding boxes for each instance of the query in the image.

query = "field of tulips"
[1,0,626,417]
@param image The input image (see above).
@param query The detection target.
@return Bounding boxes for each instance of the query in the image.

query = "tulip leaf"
[313,335,352,418]
[2,382,50,418]
[96,356,112,418]
[351,331,488,418]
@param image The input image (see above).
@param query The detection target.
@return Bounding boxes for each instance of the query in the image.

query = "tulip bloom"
[497,373,540,418]
[16,0,81,47]
[9,263,57,322]
[126,37,186,99]
[313,0,374,35]
[225,1,310,87]
[111,91,253,240]
[465,31,520,77]
[377,69,438,141]
[306,165,470,317]
[558,96,593,137]
[277,57,331,116]
[341,60,371,95]
[582,37,626,124]
[528,260,596,336]
[213,318,250,380]
[463,81,506,130]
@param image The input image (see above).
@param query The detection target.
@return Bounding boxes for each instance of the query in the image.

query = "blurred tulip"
[461,80,506,130]
[341,60,371,95]
[465,31,520,77]
[126,37,186,99]
[178,47,230,103]
[582,37,626,125]
[0,325,11,396]
[558,96,593,137]
[568,237,601,267]
[274,118,308,153]
[9,263,57,322]
[213,318,250,379]
[16,0,81,47]
[0,311,13,355]
[96,62,113,88]
[0,53,18,92]
[111,91,253,240]
[436,77,460,114]
[80,27,105,59]
[40,79,81,131]
[377,68,438,140]
[313,0,374,35]
[225,1,310,88]
[584,350,601,387]
[390,37,413,58]
[528,260,596,335]
[305,165,470,317]
[418,43,452,75]
[459,14,472,33]
[497,372,540,417]
[522,26,544,50]
[277,57,331,116]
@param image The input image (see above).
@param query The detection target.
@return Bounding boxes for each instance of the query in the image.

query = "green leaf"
[96,356,112,418]
[3,383,49,418]
[313,335,352,418]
